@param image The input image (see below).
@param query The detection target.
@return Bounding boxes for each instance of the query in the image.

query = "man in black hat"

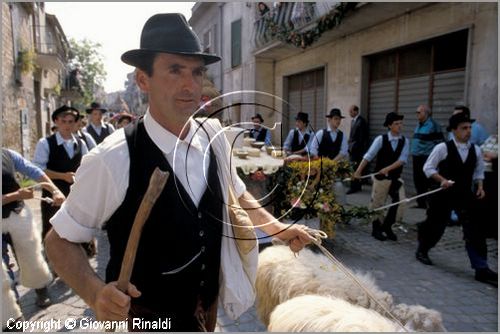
[283,112,313,156]
[73,114,97,151]
[310,108,348,160]
[353,112,409,241]
[249,113,272,145]
[85,102,115,145]
[415,113,497,286]
[33,105,89,239]
[45,13,311,331]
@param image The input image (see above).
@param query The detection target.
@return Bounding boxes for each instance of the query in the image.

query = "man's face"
[327,116,342,129]
[295,120,306,130]
[453,122,472,143]
[349,106,358,118]
[90,110,102,124]
[55,114,76,137]
[389,120,403,134]
[252,118,262,129]
[416,106,428,123]
[137,53,205,124]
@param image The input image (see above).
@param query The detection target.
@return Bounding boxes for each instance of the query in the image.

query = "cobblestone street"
[12,187,498,331]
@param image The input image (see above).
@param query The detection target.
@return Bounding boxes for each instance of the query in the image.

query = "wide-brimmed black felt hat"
[447,112,475,132]
[295,112,309,124]
[121,13,221,67]
[326,108,345,118]
[52,105,79,122]
[86,102,108,113]
[383,112,404,127]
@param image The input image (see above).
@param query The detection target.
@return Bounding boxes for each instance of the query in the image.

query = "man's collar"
[90,121,103,129]
[55,131,76,145]
[452,137,471,148]
[144,110,204,155]
[387,131,402,140]
[326,125,339,133]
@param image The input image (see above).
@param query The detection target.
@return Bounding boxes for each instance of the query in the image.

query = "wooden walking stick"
[108,167,169,331]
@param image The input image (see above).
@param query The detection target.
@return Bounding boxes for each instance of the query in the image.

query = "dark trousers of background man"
[412,155,431,208]
[417,190,489,269]
[349,153,364,193]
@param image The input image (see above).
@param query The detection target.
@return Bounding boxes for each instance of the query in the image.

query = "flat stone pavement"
[10,187,498,332]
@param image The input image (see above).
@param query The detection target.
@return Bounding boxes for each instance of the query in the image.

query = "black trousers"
[417,189,488,268]
[349,153,364,191]
[412,155,430,207]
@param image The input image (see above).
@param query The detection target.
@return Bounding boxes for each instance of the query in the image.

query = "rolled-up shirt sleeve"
[33,138,50,170]
[8,149,44,180]
[398,137,410,164]
[363,135,382,162]
[423,143,446,178]
[473,145,485,181]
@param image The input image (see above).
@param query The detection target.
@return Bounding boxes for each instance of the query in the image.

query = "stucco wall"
[272,2,497,134]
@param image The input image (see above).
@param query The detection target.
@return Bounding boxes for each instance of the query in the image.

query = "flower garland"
[262,2,357,49]
[270,158,352,238]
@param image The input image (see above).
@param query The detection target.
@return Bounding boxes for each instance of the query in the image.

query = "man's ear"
[135,69,149,93]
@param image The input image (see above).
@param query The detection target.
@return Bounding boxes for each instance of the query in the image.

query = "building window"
[231,19,242,68]
[203,29,211,53]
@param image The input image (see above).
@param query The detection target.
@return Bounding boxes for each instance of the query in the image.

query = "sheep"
[256,245,446,332]
[268,295,403,332]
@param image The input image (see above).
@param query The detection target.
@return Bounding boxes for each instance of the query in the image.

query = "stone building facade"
[2,2,72,158]
[190,2,498,193]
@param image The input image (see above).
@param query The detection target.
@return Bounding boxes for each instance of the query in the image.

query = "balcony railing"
[252,1,348,50]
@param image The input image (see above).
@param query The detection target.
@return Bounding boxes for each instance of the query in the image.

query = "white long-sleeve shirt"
[50,111,246,242]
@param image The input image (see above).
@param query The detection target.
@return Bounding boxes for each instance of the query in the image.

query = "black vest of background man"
[2,149,24,218]
[438,140,477,201]
[250,127,268,142]
[417,140,479,253]
[41,135,83,238]
[104,119,223,331]
[86,124,112,145]
[318,129,343,159]
[374,134,405,180]
[291,129,310,154]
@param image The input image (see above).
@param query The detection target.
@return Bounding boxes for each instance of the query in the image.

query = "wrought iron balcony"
[252,2,343,50]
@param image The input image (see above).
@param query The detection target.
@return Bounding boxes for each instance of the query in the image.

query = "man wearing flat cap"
[45,13,311,331]
[250,113,272,146]
[416,112,497,286]
[353,112,409,242]
[33,105,89,240]
[85,102,115,145]
[310,108,348,160]
[283,112,313,156]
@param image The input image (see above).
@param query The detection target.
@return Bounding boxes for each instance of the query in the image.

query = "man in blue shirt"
[249,113,272,146]
[2,148,65,308]
[411,105,444,208]
[283,112,313,156]
[310,108,348,160]
[353,112,410,241]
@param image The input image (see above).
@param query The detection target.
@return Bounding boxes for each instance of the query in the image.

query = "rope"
[372,181,454,212]
[342,173,377,182]
[300,226,409,332]
[33,196,53,204]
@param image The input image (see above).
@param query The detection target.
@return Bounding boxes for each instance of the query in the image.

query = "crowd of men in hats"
[2,11,497,332]
[251,103,497,287]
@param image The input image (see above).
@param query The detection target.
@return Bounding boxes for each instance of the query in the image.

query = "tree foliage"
[68,38,107,106]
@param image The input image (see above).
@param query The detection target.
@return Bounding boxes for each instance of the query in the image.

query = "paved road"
[10,187,498,331]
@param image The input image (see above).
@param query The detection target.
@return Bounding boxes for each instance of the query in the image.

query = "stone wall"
[2,2,38,157]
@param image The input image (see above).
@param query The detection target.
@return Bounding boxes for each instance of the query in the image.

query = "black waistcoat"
[438,140,476,197]
[2,149,24,218]
[104,119,223,321]
[43,134,83,197]
[374,134,405,180]
[291,129,310,153]
[86,124,111,144]
[250,128,268,142]
[318,129,343,159]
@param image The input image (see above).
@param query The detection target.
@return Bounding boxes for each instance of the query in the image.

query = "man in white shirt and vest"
[45,13,312,331]
[416,112,496,287]
[85,102,115,145]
